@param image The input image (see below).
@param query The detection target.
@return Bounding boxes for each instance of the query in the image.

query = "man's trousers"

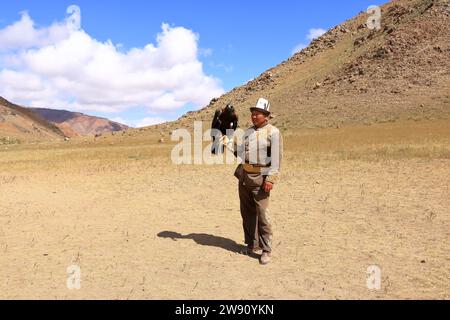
[238,172,273,252]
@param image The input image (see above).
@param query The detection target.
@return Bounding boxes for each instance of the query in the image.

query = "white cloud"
[110,116,168,128]
[291,28,327,56]
[291,43,307,55]
[0,6,224,118]
[0,7,79,52]
[135,117,168,128]
[199,48,213,57]
[110,117,131,126]
[307,28,327,41]
[210,62,234,73]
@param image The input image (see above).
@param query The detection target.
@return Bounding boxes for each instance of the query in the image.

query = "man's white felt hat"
[250,98,271,115]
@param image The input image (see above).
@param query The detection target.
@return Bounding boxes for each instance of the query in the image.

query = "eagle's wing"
[211,109,222,134]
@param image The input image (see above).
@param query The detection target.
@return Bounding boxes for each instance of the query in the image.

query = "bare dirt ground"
[0,119,449,300]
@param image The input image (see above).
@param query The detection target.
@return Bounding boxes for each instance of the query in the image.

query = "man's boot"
[260,251,272,265]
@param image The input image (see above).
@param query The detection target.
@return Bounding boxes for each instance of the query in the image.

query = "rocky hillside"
[127,0,449,140]
[0,97,65,143]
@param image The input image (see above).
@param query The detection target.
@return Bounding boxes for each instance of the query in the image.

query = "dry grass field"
[1,119,449,299]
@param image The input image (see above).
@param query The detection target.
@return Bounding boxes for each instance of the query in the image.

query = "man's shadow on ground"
[157,231,259,259]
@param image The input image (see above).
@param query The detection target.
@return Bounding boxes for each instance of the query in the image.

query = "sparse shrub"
[0,136,21,145]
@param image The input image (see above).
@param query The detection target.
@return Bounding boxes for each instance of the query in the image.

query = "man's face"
[251,111,268,127]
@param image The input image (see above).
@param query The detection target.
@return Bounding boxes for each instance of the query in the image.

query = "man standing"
[223,98,283,265]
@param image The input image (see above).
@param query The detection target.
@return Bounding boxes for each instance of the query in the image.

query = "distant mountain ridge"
[0,96,129,142]
[30,108,129,137]
[0,96,66,142]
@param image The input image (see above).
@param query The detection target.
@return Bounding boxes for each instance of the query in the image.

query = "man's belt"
[243,163,269,174]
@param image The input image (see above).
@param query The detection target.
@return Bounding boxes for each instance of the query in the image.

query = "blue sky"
[0,0,384,127]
